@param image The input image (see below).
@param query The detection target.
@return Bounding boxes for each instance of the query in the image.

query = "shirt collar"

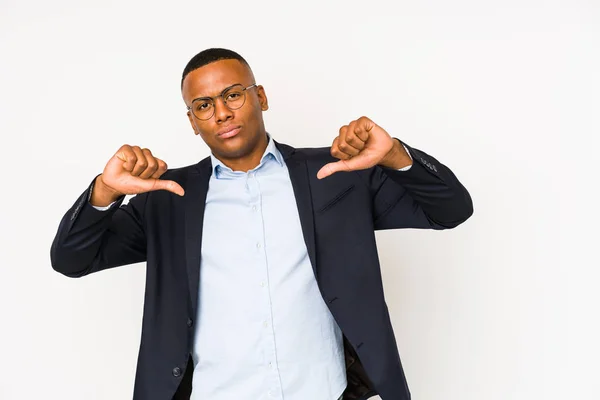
[210,133,284,178]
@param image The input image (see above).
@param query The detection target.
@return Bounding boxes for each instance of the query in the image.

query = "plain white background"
[0,0,598,399]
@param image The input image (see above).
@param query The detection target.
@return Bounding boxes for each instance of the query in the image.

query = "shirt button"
[187,318,193,328]
[252,205,257,211]
[260,281,266,287]
[172,367,182,377]
[256,243,261,248]
[263,321,269,327]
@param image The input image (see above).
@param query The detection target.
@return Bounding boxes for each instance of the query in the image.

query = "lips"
[217,125,241,139]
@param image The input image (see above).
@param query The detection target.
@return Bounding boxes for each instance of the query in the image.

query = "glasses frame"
[187,83,258,121]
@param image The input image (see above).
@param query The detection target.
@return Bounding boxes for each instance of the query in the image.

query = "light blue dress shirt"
[191,136,347,400]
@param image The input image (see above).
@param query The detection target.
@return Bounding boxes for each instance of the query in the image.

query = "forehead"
[182,59,254,102]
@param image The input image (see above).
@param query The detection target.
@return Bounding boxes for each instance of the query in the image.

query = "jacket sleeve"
[366,140,473,230]
[50,176,148,278]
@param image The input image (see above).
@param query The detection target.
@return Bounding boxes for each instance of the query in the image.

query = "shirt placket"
[246,170,284,400]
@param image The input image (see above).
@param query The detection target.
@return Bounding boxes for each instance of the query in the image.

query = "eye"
[195,101,211,111]
[225,92,242,101]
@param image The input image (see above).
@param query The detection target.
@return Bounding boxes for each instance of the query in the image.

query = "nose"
[213,97,233,123]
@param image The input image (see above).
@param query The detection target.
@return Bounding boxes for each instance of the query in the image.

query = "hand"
[317,116,411,179]
[93,145,184,206]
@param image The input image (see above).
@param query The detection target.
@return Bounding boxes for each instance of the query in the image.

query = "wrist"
[91,175,123,207]
[378,139,412,169]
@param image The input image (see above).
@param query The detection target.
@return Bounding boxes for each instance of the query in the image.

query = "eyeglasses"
[187,83,258,121]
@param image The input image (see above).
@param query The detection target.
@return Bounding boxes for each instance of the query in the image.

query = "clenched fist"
[91,145,184,207]
[316,116,412,179]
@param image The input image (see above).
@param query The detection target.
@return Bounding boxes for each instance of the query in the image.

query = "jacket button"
[187,318,193,328]
[172,367,182,377]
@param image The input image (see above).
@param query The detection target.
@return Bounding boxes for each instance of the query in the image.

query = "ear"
[256,85,269,111]
[187,111,200,135]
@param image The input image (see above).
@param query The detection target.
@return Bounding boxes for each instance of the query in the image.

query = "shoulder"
[275,141,335,164]
[294,146,334,162]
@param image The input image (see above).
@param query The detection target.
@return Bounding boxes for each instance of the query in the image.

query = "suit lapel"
[185,157,211,316]
[276,141,318,278]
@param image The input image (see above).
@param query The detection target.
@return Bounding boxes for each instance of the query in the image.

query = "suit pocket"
[317,184,355,213]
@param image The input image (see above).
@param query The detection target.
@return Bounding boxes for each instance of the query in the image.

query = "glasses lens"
[223,86,246,110]
[192,99,214,120]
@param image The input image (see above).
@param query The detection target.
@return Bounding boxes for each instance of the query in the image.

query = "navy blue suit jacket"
[51,139,473,400]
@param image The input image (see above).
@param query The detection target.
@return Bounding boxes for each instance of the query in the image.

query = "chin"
[215,141,254,159]
[224,133,264,156]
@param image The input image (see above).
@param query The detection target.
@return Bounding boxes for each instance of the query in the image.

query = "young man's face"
[182,59,269,163]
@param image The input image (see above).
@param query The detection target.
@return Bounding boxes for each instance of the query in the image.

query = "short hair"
[181,48,250,89]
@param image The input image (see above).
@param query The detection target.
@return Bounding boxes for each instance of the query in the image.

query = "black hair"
[181,48,250,89]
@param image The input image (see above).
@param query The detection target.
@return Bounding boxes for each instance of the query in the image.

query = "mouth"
[217,125,242,139]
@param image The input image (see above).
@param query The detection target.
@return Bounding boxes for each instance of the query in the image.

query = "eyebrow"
[191,83,242,103]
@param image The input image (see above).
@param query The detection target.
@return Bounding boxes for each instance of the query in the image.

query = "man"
[51,48,473,400]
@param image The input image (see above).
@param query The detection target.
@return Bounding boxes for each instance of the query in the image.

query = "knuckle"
[121,145,135,156]
[156,158,167,169]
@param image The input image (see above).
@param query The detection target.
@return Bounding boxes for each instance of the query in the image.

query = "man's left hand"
[317,116,413,179]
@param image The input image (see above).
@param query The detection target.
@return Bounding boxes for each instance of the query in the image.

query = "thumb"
[317,160,352,179]
[147,179,185,196]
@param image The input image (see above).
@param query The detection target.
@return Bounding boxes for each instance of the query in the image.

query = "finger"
[317,160,352,179]
[337,125,361,157]
[126,176,184,196]
[355,116,374,141]
[149,179,185,196]
[318,146,377,179]
[130,146,148,176]
[330,137,352,160]
[116,145,137,172]
[347,132,367,151]
[139,148,159,179]
[151,159,168,179]
[343,123,367,152]
[351,121,370,145]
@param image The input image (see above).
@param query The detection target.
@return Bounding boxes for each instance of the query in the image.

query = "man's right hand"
[90,145,185,207]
